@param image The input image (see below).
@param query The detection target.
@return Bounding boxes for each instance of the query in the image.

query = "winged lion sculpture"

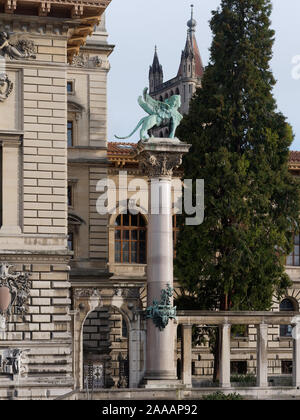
[115,88,183,141]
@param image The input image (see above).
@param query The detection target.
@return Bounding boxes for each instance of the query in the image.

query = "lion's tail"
[114,117,146,140]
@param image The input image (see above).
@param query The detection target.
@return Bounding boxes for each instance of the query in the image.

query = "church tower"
[149,46,164,94]
[148,5,204,135]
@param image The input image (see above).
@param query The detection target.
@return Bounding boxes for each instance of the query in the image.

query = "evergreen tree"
[175,1,300,315]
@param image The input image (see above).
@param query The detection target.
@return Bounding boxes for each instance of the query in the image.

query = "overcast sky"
[106,0,300,150]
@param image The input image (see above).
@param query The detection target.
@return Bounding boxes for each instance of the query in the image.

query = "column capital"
[136,138,191,178]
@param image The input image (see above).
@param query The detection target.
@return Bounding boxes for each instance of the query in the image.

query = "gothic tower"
[149,46,164,94]
[148,5,204,135]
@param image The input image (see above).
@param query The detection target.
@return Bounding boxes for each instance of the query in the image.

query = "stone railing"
[177,311,300,389]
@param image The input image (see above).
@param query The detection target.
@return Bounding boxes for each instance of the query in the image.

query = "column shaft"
[293,323,300,388]
[219,323,231,388]
[146,177,176,380]
[181,324,192,387]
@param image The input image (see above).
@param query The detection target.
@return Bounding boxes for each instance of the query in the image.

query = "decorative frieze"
[0,32,36,60]
[73,288,101,298]
[71,52,109,70]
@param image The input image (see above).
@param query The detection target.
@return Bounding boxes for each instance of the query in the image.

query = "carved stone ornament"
[138,150,183,178]
[0,348,29,376]
[0,73,13,102]
[0,263,31,318]
[71,53,108,69]
[146,284,177,331]
[74,288,101,298]
[113,287,140,299]
[0,32,36,60]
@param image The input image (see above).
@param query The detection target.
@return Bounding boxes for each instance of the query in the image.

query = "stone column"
[292,320,300,387]
[0,137,21,235]
[256,323,268,388]
[137,138,190,387]
[181,324,192,387]
[219,323,231,388]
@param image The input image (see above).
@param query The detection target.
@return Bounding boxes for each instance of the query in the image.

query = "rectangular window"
[231,361,247,375]
[68,232,74,252]
[281,360,293,374]
[67,81,74,93]
[68,185,72,207]
[287,234,300,266]
[67,121,74,147]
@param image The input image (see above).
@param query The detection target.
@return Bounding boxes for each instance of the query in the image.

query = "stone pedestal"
[137,138,190,388]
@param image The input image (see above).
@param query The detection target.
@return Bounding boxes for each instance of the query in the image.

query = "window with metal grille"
[115,214,146,264]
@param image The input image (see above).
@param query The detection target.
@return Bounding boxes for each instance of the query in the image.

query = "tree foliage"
[175,0,300,311]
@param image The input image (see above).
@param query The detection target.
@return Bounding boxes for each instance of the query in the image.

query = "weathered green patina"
[146,284,177,331]
[115,88,183,141]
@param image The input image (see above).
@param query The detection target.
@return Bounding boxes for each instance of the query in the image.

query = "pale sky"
[106,0,300,150]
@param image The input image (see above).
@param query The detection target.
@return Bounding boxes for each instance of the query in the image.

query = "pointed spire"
[177,5,204,78]
[187,4,197,36]
[151,45,162,72]
[149,45,163,93]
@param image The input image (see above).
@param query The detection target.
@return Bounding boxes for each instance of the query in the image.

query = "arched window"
[115,214,146,264]
[164,93,169,100]
[280,298,295,337]
[286,234,300,266]
[175,88,180,95]
[159,96,163,102]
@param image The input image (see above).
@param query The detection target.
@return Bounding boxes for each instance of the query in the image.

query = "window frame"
[114,213,146,264]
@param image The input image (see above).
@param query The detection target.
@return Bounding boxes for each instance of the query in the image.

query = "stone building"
[0,0,300,401]
[0,0,116,399]
[148,5,204,137]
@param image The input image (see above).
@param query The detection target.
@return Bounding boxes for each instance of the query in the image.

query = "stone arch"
[73,287,145,390]
[82,303,131,389]
[273,289,300,312]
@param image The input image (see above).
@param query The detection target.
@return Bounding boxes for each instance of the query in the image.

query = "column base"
[141,379,181,389]
[220,382,231,389]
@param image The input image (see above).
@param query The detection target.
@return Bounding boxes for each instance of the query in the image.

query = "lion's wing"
[141,88,170,118]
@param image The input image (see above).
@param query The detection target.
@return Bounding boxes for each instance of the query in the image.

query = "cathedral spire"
[149,46,163,93]
[177,5,204,78]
